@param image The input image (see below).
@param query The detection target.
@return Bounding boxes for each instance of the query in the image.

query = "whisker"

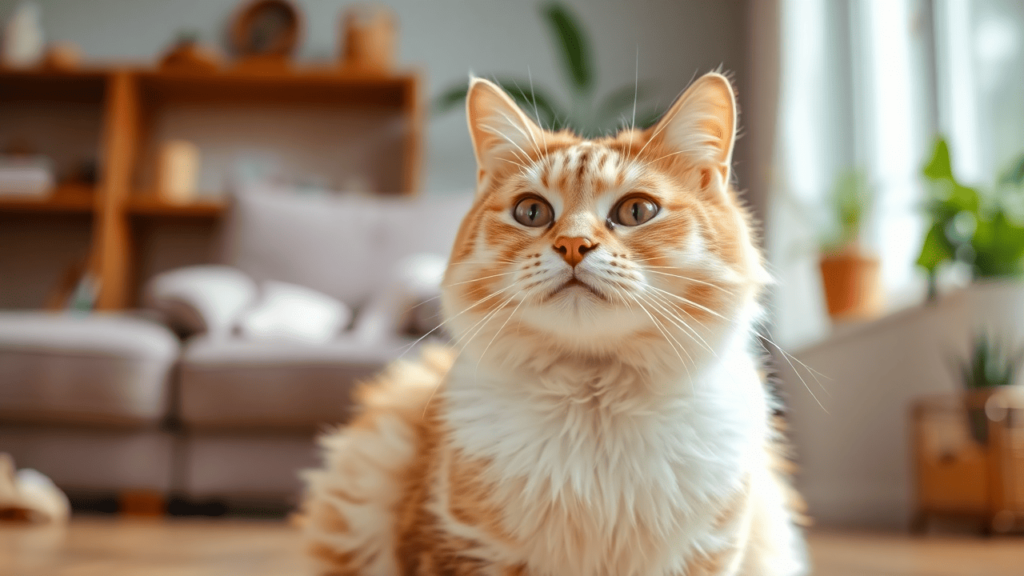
[419,288,520,417]
[628,45,639,157]
[477,297,527,371]
[623,291,693,382]
[395,282,519,358]
[642,289,715,355]
[497,110,539,155]
[642,269,736,296]
[479,125,532,167]
[646,285,728,322]
[755,332,832,394]
[633,83,691,160]
[761,333,830,414]
[454,292,519,351]
[443,270,519,288]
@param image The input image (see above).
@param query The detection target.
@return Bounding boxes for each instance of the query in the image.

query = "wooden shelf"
[0,63,421,309]
[136,67,415,107]
[0,68,108,103]
[0,184,95,214]
[128,196,227,218]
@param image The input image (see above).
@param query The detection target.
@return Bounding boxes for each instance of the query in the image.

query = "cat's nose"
[553,236,597,267]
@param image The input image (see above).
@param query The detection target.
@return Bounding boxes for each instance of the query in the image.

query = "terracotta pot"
[819,252,883,320]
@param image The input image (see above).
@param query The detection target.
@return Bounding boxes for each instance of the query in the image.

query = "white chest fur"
[439,339,769,576]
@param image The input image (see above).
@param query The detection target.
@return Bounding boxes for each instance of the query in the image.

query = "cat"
[300,72,807,576]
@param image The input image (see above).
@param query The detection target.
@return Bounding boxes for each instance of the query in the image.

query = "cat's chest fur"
[438,349,768,575]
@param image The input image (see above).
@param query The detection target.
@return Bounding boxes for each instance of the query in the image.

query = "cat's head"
[441,73,768,371]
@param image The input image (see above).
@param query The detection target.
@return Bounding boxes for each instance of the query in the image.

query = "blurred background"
[1,0,1024,554]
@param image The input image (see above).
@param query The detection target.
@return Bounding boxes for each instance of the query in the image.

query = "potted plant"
[817,169,883,320]
[432,2,662,136]
[955,333,1024,444]
[917,138,1024,299]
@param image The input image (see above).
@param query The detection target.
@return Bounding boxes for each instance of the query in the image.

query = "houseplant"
[432,2,662,136]
[817,169,882,320]
[955,333,1024,444]
[917,138,1024,298]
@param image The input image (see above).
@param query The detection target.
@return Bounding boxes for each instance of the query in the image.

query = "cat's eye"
[613,196,659,227]
[513,196,554,227]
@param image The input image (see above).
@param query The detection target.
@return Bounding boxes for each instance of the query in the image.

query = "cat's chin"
[517,296,650,344]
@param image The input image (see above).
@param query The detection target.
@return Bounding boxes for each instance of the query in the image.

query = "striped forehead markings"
[538,144,624,192]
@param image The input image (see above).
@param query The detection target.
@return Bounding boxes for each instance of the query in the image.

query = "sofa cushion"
[220,187,472,307]
[235,280,352,344]
[177,334,413,430]
[144,265,258,337]
[0,312,179,426]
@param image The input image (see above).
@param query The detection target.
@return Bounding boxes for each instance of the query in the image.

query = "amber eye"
[613,196,659,226]
[513,196,554,227]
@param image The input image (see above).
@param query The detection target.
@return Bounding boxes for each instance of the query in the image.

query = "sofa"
[0,187,472,508]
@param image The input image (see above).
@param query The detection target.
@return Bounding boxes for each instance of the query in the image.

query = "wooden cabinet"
[912,389,1024,534]
[0,66,422,309]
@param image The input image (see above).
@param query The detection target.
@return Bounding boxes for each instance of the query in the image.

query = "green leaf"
[595,81,657,126]
[496,78,568,130]
[923,137,954,182]
[972,212,1024,277]
[916,222,955,273]
[1000,153,1024,187]
[429,78,569,130]
[432,82,471,115]
[636,107,664,130]
[541,2,593,93]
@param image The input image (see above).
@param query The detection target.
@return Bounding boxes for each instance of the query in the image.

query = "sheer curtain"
[765,0,1024,348]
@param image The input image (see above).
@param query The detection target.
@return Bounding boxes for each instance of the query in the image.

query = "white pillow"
[144,266,258,336]
[235,281,352,344]
[356,254,447,342]
[394,254,447,336]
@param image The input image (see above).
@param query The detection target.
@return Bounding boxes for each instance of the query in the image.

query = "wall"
[780,281,1024,528]
[0,0,756,308]
[1,0,752,196]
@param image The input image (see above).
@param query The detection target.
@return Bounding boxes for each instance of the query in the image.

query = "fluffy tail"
[300,345,456,575]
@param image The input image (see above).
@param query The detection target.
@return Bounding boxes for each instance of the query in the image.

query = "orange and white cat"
[301,73,807,576]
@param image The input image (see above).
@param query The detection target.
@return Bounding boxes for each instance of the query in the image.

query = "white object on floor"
[236,281,351,344]
[0,453,70,524]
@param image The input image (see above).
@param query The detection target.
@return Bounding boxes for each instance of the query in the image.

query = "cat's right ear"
[466,77,543,188]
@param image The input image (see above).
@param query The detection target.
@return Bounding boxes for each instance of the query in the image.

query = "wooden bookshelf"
[128,196,226,218]
[0,184,95,214]
[0,65,422,309]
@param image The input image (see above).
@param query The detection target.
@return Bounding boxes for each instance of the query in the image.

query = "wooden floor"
[2,518,1023,575]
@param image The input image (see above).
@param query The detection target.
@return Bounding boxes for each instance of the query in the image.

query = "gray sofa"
[0,188,471,507]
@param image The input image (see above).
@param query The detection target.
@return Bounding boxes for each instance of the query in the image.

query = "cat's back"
[301,345,455,576]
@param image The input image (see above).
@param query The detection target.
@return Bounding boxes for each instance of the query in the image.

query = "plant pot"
[819,252,882,320]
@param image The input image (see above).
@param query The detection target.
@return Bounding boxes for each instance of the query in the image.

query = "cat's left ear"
[646,72,737,187]
[466,77,544,187]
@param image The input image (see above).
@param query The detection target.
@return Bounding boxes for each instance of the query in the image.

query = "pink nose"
[553,236,596,267]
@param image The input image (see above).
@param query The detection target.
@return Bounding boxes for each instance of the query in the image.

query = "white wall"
[780,281,1024,528]
[3,0,752,197]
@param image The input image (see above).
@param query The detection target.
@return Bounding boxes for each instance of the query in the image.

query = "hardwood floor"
[2,518,1022,575]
